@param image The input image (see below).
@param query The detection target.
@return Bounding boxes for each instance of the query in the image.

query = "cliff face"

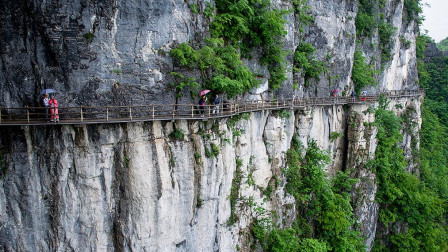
[0,0,421,251]
[0,0,418,106]
[0,98,422,251]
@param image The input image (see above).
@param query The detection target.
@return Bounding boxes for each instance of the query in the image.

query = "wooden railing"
[0,89,424,126]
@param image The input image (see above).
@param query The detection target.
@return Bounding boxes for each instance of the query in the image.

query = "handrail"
[0,89,424,126]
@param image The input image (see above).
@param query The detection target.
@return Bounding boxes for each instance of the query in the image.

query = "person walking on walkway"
[49,95,59,122]
[332,89,338,103]
[351,90,356,102]
[42,94,50,122]
[198,95,207,117]
[361,91,367,104]
[212,94,220,114]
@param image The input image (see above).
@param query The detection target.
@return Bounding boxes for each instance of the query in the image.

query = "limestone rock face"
[0,0,422,251]
[0,0,418,107]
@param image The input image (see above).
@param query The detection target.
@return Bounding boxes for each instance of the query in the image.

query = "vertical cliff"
[0,0,424,251]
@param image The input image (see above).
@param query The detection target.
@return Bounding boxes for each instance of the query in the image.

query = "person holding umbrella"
[198,95,207,117]
[198,89,210,117]
[332,89,338,103]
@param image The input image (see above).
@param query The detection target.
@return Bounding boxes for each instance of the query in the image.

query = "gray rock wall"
[1,0,418,107]
[0,96,422,251]
[0,0,423,251]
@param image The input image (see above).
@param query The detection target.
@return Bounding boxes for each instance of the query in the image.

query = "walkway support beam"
[80,106,83,122]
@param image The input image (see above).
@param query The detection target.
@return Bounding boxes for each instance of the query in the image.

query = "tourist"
[361,91,367,104]
[198,95,207,117]
[351,90,356,102]
[212,94,220,114]
[49,95,59,122]
[332,89,338,103]
[42,93,50,122]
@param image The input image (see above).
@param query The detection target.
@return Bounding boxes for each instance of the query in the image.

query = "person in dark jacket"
[351,90,356,102]
[212,94,220,114]
[198,95,207,116]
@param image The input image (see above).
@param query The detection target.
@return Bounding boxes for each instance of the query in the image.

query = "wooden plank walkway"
[0,90,424,126]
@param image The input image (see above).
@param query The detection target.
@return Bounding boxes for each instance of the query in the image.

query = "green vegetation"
[228,157,244,225]
[253,138,364,251]
[416,36,448,249]
[351,51,377,93]
[169,71,199,99]
[197,195,203,208]
[403,0,424,23]
[436,37,448,52]
[378,20,397,63]
[293,42,328,87]
[273,109,291,119]
[170,39,258,98]
[110,69,122,75]
[227,112,250,129]
[123,156,130,168]
[211,143,220,157]
[169,128,185,141]
[355,0,377,38]
[355,0,397,64]
[330,131,343,141]
[83,32,95,43]
[188,3,199,14]
[194,152,202,165]
[204,2,216,19]
[292,0,314,33]
[370,98,448,251]
[171,0,294,97]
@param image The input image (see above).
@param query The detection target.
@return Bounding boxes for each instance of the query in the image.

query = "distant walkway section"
[0,89,424,126]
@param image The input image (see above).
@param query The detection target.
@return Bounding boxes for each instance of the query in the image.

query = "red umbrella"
[199,89,211,96]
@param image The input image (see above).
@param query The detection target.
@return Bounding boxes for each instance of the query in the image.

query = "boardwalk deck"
[0,90,424,126]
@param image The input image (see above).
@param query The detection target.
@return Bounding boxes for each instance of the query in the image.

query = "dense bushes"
[351,51,377,93]
[355,0,397,64]
[371,99,448,251]
[253,138,364,251]
[293,42,328,87]
[171,0,290,98]
[417,35,448,250]
[403,0,423,23]
[170,39,258,98]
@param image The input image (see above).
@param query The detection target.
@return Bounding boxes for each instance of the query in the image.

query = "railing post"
[106,105,109,121]
[191,105,194,118]
[0,107,2,124]
[129,106,132,121]
[208,105,211,117]
[152,104,155,119]
[80,106,84,122]
[26,106,30,123]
